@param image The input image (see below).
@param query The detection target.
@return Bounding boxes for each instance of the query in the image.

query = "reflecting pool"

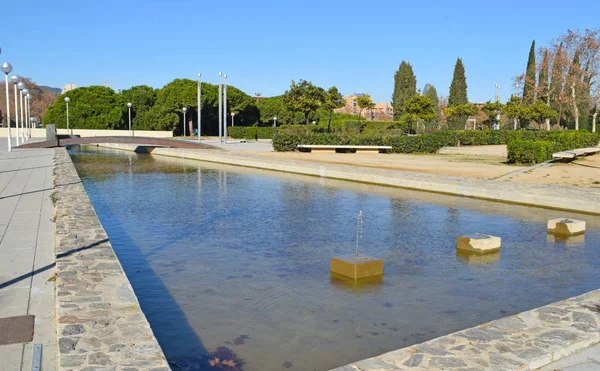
[70,147,600,371]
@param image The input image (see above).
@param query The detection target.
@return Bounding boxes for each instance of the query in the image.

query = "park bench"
[552,147,600,160]
[297,145,392,153]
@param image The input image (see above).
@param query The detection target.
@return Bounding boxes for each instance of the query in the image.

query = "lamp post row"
[2,61,37,152]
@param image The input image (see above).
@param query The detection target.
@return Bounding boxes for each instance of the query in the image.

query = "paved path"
[0,140,56,371]
[540,343,600,370]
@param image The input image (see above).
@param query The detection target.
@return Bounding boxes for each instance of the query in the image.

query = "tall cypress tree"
[523,40,536,105]
[549,43,564,125]
[448,58,468,129]
[423,84,441,127]
[567,49,582,129]
[392,61,417,120]
[448,58,467,106]
[538,49,549,104]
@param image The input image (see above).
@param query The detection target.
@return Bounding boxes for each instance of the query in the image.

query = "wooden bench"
[297,145,392,153]
[552,147,600,159]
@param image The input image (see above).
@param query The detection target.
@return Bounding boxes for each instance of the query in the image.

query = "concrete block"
[330,255,383,280]
[456,250,501,264]
[548,218,585,236]
[456,233,501,254]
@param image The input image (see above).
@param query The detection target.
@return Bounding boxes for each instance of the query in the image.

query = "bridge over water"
[16,136,220,150]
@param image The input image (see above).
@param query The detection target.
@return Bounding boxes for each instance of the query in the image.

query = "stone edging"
[53,147,170,370]
[333,289,600,370]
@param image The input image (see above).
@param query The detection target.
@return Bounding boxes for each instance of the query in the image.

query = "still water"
[70,147,600,371]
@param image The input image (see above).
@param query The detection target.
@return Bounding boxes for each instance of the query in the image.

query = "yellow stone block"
[456,250,501,264]
[456,234,501,254]
[330,255,384,280]
[548,218,586,236]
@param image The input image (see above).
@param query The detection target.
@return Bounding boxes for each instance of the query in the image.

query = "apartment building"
[335,93,393,120]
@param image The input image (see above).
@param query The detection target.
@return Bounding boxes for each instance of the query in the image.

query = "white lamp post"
[224,74,228,143]
[17,82,25,145]
[231,112,235,127]
[218,72,223,143]
[1,62,12,152]
[64,97,71,134]
[127,102,132,135]
[26,93,31,139]
[273,116,277,127]
[182,107,187,137]
[10,75,19,148]
[21,88,29,142]
[197,73,201,142]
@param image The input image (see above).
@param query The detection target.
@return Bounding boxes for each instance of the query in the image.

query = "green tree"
[538,49,550,104]
[356,94,375,123]
[423,84,441,128]
[322,86,345,132]
[392,61,417,120]
[43,86,124,129]
[482,101,504,129]
[523,40,537,105]
[282,80,326,134]
[448,58,468,129]
[445,104,478,129]
[530,100,558,124]
[120,85,157,129]
[404,95,436,134]
[502,96,532,129]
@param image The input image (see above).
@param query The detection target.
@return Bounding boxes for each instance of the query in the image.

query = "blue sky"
[3,0,598,103]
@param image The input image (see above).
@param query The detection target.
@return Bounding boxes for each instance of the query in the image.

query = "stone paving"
[0,140,56,371]
[332,290,600,370]
[53,148,169,370]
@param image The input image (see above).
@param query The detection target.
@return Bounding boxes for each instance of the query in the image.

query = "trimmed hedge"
[228,126,276,139]
[507,140,560,164]
[273,130,600,161]
[507,131,600,164]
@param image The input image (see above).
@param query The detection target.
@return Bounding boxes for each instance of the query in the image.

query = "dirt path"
[511,154,600,188]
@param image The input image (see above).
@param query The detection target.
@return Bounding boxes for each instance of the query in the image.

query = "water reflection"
[70,147,600,371]
[456,250,501,265]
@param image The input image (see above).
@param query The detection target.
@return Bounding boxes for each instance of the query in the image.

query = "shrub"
[507,140,560,164]
[229,126,276,139]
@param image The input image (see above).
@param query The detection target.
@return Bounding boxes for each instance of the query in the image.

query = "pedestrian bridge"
[16,136,220,150]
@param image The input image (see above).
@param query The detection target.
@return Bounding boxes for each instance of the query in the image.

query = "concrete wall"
[0,128,173,138]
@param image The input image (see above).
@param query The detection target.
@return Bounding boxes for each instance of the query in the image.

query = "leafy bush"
[228,126,276,139]
[507,140,560,164]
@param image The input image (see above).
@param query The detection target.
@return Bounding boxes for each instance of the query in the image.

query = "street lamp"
[1,62,12,152]
[273,116,277,127]
[26,93,31,139]
[127,102,132,135]
[17,82,25,145]
[21,88,29,142]
[197,73,201,142]
[10,75,19,147]
[223,74,228,143]
[182,107,187,137]
[65,97,71,134]
[231,112,235,127]
[218,72,223,143]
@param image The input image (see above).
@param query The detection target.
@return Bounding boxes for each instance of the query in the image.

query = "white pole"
[197,73,201,142]
[3,71,11,152]
[19,90,24,144]
[66,102,70,134]
[224,74,228,143]
[128,106,132,133]
[218,72,222,143]
[183,109,187,137]
[26,97,30,139]
[13,81,18,147]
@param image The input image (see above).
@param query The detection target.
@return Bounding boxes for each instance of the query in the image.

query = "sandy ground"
[208,141,600,188]
[511,154,600,188]
[247,149,519,179]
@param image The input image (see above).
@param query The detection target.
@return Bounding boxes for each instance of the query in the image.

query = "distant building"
[335,93,393,121]
[62,84,76,94]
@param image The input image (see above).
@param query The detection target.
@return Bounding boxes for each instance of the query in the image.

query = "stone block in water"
[547,218,586,236]
[456,250,501,264]
[330,255,383,280]
[456,234,501,254]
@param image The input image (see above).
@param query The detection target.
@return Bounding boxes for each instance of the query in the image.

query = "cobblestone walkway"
[333,289,600,370]
[53,148,169,370]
